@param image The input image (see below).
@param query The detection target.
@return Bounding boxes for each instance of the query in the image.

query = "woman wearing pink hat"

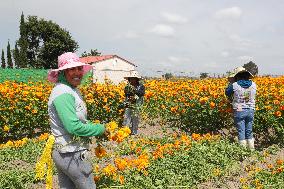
[48,52,105,188]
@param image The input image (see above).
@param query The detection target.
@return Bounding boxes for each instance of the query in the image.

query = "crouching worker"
[225,67,257,150]
[48,52,106,189]
[123,70,145,135]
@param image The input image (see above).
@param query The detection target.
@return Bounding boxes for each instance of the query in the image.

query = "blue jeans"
[233,108,254,140]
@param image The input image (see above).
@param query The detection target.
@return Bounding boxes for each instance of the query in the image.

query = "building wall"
[92,57,135,84]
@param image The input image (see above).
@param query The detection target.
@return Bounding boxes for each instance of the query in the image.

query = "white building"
[80,55,136,84]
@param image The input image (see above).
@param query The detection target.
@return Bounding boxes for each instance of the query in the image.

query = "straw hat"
[47,52,92,83]
[124,70,142,80]
[228,66,253,78]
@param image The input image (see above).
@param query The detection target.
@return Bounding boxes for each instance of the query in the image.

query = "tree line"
[1,12,101,69]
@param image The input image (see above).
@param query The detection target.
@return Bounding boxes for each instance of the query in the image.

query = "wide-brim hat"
[47,52,92,83]
[228,66,253,78]
[124,70,142,80]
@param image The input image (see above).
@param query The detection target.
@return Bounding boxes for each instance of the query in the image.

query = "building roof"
[79,55,136,66]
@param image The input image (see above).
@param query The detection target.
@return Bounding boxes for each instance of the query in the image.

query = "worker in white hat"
[225,66,257,150]
[123,70,145,135]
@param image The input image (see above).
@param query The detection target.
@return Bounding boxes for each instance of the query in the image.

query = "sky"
[1,0,284,77]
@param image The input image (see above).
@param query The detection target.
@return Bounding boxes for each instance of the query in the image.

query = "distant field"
[0,68,48,83]
[0,68,92,84]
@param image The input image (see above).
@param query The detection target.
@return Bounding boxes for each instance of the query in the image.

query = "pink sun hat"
[47,52,93,83]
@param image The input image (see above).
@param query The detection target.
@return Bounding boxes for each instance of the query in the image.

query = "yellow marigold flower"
[239,177,247,183]
[199,97,209,104]
[5,140,13,147]
[93,120,100,124]
[3,125,10,132]
[213,168,221,177]
[106,121,118,133]
[102,164,117,177]
[93,164,100,172]
[35,135,55,189]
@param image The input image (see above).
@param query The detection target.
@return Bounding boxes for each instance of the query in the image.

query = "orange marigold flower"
[210,102,216,109]
[38,133,49,141]
[192,133,201,141]
[267,164,274,169]
[114,158,128,171]
[276,159,284,165]
[95,146,107,158]
[274,111,282,117]
[94,175,100,182]
[118,175,124,184]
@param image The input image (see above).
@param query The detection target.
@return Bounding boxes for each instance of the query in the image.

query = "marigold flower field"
[1,70,284,188]
[1,76,284,143]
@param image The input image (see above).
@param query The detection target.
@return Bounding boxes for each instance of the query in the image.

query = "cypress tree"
[1,50,5,68]
[7,41,13,68]
[18,12,28,68]
[13,42,20,68]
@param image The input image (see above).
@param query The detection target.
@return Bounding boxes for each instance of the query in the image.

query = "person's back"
[232,79,257,110]
[225,67,257,150]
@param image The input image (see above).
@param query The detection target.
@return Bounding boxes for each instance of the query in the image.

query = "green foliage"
[17,12,29,68]
[96,138,252,188]
[200,72,209,79]
[18,15,78,69]
[13,42,20,68]
[0,170,34,189]
[163,73,173,80]
[243,61,258,76]
[0,141,45,189]
[81,49,101,57]
[7,41,13,68]
[0,68,47,83]
[1,49,5,68]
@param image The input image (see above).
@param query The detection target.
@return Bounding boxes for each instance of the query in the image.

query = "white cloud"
[221,51,229,57]
[238,55,254,63]
[161,12,188,24]
[124,31,139,39]
[215,7,242,20]
[150,24,175,37]
[229,34,253,49]
[205,61,219,68]
[168,56,191,63]
[168,56,180,62]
